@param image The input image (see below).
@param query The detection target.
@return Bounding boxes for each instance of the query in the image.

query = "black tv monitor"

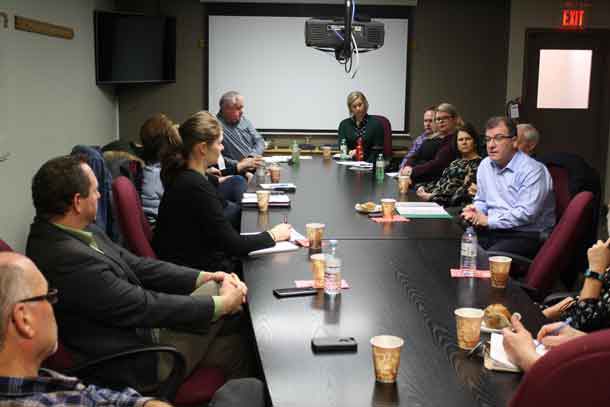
[94,10,176,84]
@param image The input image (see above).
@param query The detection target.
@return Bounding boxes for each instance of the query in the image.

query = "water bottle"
[324,240,342,295]
[340,138,348,160]
[375,153,385,181]
[291,140,300,164]
[460,226,478,276]
[355,137,364,161]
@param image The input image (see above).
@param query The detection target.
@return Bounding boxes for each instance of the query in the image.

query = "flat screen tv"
[94,10,176,84]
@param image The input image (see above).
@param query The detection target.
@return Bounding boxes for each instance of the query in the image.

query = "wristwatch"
[584,268,605,281]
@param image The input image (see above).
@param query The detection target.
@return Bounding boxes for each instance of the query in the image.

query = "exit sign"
[562,9,585,28]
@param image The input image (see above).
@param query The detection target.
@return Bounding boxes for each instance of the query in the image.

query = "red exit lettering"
[562,9,585,27]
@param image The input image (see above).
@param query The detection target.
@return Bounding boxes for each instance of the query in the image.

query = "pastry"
[483,304,512,329]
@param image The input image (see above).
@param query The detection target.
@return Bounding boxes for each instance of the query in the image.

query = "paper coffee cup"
[370,335,404,383]
[256,190,270,212]
[454,308,484,350]
[306,223,325,250]
[310,253,326,288]
[381,199,396,220]
[489,256,512,288]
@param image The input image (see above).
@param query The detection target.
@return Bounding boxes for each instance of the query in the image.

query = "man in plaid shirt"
[0,252,262,407]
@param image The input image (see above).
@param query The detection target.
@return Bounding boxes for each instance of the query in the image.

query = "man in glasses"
[0,252,263,407]
[26,156,259,399]
[461,116,555,259]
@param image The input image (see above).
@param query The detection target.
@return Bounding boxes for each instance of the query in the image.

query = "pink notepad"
[450,269,491,278]
[370,215,410,223]
[295,280,350,289]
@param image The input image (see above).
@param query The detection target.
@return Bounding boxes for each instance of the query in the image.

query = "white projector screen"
[208,16,408,132]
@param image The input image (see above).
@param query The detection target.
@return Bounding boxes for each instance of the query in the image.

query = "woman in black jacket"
[153,111,291,270]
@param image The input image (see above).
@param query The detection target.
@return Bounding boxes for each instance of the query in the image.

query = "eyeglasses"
[435,115,453,123]
[19,288,59,305]
[484,134,515,144]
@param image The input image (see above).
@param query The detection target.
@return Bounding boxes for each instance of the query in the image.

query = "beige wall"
[507,0,610,202]
[116,0,205,140]
[0,0,117,250]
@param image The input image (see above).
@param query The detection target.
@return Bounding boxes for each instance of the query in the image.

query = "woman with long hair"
[153,111,291,270]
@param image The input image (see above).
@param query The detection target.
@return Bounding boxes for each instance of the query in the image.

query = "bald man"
[0,253,263,407]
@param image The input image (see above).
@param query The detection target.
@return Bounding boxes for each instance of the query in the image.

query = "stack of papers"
[485,333,547,372]
[395,202,452,219]
[248,241,299,256]
[335,160,372,168]
[241,193,290,207]
[259,183,296,191]
[263,156,313,164]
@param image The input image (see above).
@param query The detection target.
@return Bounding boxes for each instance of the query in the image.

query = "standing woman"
[153,111,291,270]
[337,91,385,162]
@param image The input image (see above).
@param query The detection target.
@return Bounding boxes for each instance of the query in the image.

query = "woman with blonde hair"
[337,91,385,162]
[153,111,291,271]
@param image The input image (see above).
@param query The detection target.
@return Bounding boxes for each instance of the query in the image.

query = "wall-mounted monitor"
[94,10,176,84]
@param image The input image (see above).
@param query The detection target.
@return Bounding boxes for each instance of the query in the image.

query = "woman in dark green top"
[337,91,385,162]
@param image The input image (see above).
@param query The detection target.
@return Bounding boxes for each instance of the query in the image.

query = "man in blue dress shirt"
[461,116,555,258]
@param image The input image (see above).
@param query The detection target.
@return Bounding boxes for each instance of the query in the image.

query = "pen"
[548,317,573,336]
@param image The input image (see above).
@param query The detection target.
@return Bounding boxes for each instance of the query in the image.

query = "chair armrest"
[65,346,186,402]
[543,291,579,307]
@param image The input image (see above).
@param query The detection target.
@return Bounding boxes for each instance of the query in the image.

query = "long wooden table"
[241,158,545,407]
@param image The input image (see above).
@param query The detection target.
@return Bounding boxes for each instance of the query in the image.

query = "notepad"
[335,160,372,168]
[248,241,300,256]
[241,193,291,207]
[395,202,452,219]
[485,333,547,372]
[259,183,296,191]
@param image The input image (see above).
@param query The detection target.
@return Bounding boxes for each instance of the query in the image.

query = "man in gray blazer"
[26,155,251,394]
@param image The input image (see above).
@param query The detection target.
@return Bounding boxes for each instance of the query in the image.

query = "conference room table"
[241,157,546,407]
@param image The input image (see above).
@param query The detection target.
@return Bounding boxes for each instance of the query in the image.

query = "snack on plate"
[483,304,512,329]
[362,201,377,212]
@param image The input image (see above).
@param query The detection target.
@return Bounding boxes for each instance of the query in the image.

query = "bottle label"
[460,243,476,257]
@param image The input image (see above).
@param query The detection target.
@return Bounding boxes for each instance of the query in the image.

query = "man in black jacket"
[26,155,250,392]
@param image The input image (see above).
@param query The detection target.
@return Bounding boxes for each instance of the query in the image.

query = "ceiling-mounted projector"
[305,18,385,51]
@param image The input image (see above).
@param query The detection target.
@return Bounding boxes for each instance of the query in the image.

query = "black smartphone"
[311,336,358,353]
[273,287,317,298]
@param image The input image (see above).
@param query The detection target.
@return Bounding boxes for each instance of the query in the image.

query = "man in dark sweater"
[26,155,253,394]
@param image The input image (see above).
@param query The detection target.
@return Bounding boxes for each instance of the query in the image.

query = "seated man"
[399,105,437,167]
[515,123,540,157]
[0,252,264,407]
[216,91,265,161]
[461,116,555,258]
[26,156,250,391]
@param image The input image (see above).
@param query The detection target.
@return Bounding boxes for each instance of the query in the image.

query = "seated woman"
[337,91,385,162]
[139,113,181,226]
[542,238,610,332]
[415,123,482,207]
[503,238,610,371]
[400,103,463,184]
[153,111,291,271]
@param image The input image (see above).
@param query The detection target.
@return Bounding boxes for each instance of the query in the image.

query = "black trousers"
[477,229,543,259]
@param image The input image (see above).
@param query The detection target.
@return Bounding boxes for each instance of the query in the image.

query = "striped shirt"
[217,114,265,160]
[0,369,152,407]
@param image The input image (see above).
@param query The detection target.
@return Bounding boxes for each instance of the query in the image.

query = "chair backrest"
[547,164,570,221]
[0,239,13,252]
[112,176,156,258]
[510,328,610,406]
[372,115,393,158]
[524,191,594,297]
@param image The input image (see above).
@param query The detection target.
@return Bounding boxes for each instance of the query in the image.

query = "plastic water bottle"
[340,138,348,160]
[375,153,385,181]
[324,240,342,295]
[460,226,478,276]
[291,140,300,164]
